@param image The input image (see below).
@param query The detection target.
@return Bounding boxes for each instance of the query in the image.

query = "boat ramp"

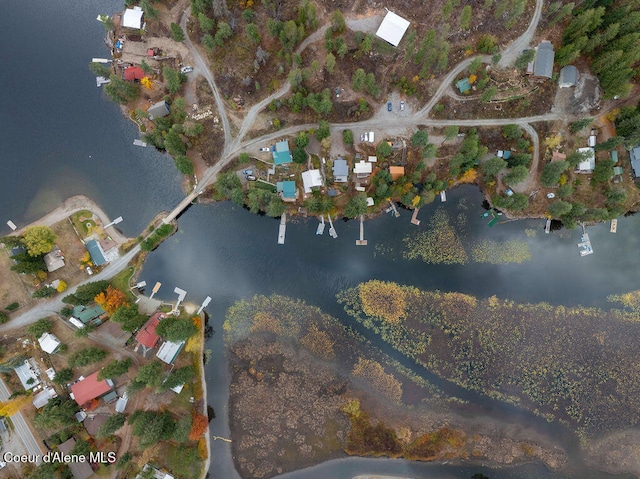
[278,213,286,244]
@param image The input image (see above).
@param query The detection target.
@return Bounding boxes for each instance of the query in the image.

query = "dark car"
[387,102,392,111]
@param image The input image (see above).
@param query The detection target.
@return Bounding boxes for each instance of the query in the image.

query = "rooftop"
[122,7,144,30]
[148,100,170,120]
[301,169,323,194]
[58,438,94,479]
[277,180,297,199]
[86,239,107,266]
[156,340,185,365]
[14,359,40,390]
[123,66,145,81]
[559,65,578,87]
[73,304,105,324]
[333,158,349,182]
[577,147,596,172]
[70,371,114,406]
[390,166,405,180]
[533,41,555,78]
[44,248,65,272]
[375,10,410,47]
[38,332,61,354]
[136,312,165,350]
[273,140,292,165]
[353,161,373,175]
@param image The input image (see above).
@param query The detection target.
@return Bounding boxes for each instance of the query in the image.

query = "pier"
[278,213,286,244]
[440,190,447,202]
[610,219,617,233]
[316,215,325,235]
[389,201,400,218]
[327,214,338,239]
[356,215,367,246]
[410,208,421,226]
[545,218,551,234]
[578,224,593,256]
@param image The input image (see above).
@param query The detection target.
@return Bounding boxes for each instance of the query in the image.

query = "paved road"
[0,377,43,462]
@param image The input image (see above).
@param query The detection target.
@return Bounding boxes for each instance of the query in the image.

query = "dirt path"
[498,0,545,67]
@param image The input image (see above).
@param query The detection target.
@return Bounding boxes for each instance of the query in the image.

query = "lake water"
[5,2,640,478]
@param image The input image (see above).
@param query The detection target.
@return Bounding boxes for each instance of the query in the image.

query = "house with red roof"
[70,372,114,408]
[123,66,145,81]
[135,312,165,355]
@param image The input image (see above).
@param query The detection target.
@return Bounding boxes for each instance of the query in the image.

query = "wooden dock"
[356,215,367,245]
[610,219,617,233]
[545,218,551,234]
[440,190,447,202]
[328,214,338,238]
[278,213,286,244]
[389,201,400,218]
[410,208,421,226]
[316,215,325,235]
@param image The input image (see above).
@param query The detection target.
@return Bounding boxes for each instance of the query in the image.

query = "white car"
[181,66,193,74]
[260,147,271,152]
[400,100,405,111]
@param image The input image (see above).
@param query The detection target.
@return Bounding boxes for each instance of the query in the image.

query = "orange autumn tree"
[189,413,209,440]
[94,286,128,314]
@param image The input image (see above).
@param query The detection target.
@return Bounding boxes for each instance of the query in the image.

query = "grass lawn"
[110,267,135,302]
[157,442,203,479]
[0,247,31,312]
[70,210,97,238]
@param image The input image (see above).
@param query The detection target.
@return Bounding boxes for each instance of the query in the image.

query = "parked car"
[246,175,257,181]
[242,169,253,175]
[181,66,194,74]
[387,102,392,111]
[260,147,271,152]
[400,100,405,111]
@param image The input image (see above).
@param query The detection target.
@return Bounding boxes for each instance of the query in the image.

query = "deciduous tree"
[22,226,56,256]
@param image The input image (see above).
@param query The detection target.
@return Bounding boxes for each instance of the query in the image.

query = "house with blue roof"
[272,140,292,165]
[85,239,107,266]
[277,181,297,201]
[333,158,349,183]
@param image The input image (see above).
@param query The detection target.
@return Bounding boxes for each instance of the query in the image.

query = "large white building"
[375,11,410,47]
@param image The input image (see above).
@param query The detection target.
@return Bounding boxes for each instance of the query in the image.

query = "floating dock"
[389,201,400,218]
[610,219,617,233]
[410,208,421,226]
[133,139,147,147]
[440,190,447,202]
[578,232,593,256]
[545,218,551,234]
[96,76,111,87]
[6,220,17,231]
[278,213,286,244]
[328,214,337,239]
[356,215,367,245]
[316,215,325,235]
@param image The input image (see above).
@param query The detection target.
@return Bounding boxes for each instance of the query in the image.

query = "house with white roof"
[38,332,61,354]
[301,169,323,194]
[375,11,410,47]
[353,160,373,178]
[122,7,144,30]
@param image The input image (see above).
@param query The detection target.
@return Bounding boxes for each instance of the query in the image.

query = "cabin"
[301,169,323,194]
[38,332,61,354]
[276,181,297,201]
[44,247,65,272]
[272,140,292,165]
[375,11,410,47]
[629,145,640,178]
[14,359,40,391]
[70,372,114,407]
[577,147,595,173]
[354,161,373,179]
[332,158,349,183]
[135,312,165,355]
[389,166,405,180]
[123,66,145,82]
[156,340,184,365]
[85,239,107,266]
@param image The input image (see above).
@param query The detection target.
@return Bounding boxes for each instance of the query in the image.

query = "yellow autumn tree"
[358,280,406,324]
[0,395,31,416]
[458,168,478,184]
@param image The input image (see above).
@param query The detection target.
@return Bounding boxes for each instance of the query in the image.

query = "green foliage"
[10,251,46,274]
[481,86,497,102]
[129,409,176,447]
[548,200,573,218]
[503,165,529,185]
[616,105,640,149]
[403,208,468,264]
[52,368,74,385]
[134,362,165,389]
[296,131,309,148]
[69,347,107,367]
[331,10,346,34]
[163,67,187,95]
[115,452,132,470]
[444,125,459,142]
[514,49,535,69]
[174,155,194,175]
[265,197,286,217]
[471,240,531,264]
[110,304,148,332]
[34,398,77,429]
[493,192,529,211]
[557,184,574,198]
[352,68,366,91]
[344,194,368,218]
[22,226,56,256]
[28,318,53,338]
[593,159,614,183]
[62,280,109,306]
[502,124,523,140]
[376,141,392,159]
[162,365,195,390]
[89,62,110,77]
[292,147,307,164]
[342,129,354,145]
[140,224,174,252]
[105,75,139,104]
[481,157,507,178]
[97,413,127,438]
[540,161,569,187]
[245,23,260,44]
[32,287,57,299]
[156,316,198,341]
[215,172,242,199]
[173,415,192,443]
[569,118,592,133]
[325,52,336,74]
[477,34,498,53]
[0,312,8,324]
[170,23,185,41]
[316,120,330,141]
[98,359,132,381]
[411,130,429,147]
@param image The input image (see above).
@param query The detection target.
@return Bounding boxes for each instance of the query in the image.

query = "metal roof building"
[122,7,144,29]
[375,11,410,47]
[333,158,349,183]
[148,100,170,120]
[630,146,640,177]
[558,65,578,87]
[533,41,555,79]
[276,181,297,199]
[38,332,61,354]
[301,169,323,194]
[70,372,114,407]
[86,239,107,266]
[156,340,185,365]
[272,140,292,165]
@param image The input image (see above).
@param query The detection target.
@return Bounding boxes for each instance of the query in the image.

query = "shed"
[389,166,405,180]
[122,7,144,30]
[38,332,61,354]
[533,41,555,79]
[71,372,114,407]
[44,248,65,272]
[86,239,107,266]
[456,78,471,94]
[32,387,57,409]
[613,166,624,176]
[375,11,410,47]
[276,181,297,200]
[272,140,292,165]
[558,65,578,87]
[148,100,170,120]
[611,150,619,163]
[332,159,349,183]
[577,147,595,172]
[630,145,640,177]
[58,438,94,479]
[588,135,597,147]
[156,340,185,365]
[353,161,372,177]
[301,169,323,194]
[115,395,129,413]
